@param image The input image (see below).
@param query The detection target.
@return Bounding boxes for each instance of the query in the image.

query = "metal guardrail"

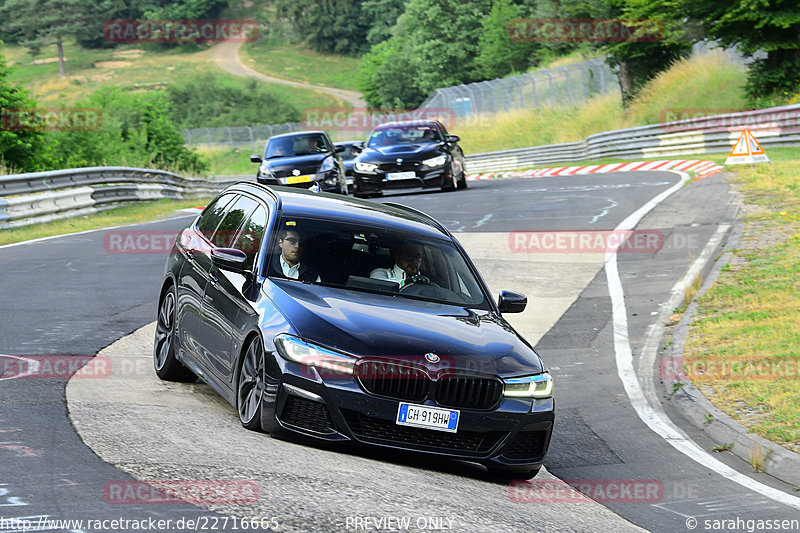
[2,105,798,228]
[465,104,800,173]
[0,167,243,229]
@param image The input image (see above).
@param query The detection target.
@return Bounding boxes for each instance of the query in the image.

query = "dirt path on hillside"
[210,41,366,109]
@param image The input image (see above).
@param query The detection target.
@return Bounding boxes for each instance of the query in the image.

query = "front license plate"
[396,403,459,433]
[283,175,314,184]
[386,171,416,181]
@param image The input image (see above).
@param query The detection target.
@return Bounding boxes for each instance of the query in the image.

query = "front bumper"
[261,361,554,469]
[257,169,341,193]
[354,166,452,193]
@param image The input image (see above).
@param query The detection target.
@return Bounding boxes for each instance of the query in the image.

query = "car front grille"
[341,409,505,455]
[435,375,503,410]
[280,395,333,434]
[501,430,548,461]
[355,360,503,410]
[355,360,429,403]
[376,162,420,173]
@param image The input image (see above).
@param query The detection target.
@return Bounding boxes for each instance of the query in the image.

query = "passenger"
[370,241,425,285]
[269,225,320,282]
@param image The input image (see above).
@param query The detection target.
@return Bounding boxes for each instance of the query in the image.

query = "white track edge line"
[604,170,800,510]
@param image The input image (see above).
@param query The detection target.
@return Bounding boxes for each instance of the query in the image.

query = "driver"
[370,240,426,285]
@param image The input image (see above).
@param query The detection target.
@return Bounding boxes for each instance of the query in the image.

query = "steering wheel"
[399,275,460,300]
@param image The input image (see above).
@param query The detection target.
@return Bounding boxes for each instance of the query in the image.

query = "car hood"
[264,153,328,173]
[359,144,442,162]
[264,281,543,377]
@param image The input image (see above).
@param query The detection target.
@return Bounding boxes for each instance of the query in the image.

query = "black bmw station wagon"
[154,182,554,478]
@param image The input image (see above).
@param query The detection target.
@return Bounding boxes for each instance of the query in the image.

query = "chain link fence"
[183,58,620,150]
[418,58,616,118]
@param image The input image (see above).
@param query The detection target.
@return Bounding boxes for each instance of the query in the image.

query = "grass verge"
[3,40,345,110]
[0,198,211,247]
[239,41,362,92]
[455,51,750,155]
[681,157,800,453]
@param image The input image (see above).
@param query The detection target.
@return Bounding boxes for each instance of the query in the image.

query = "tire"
[456,169,468,190]
[237,336,266,431]
[153,284,197,382]
[441,170,457,192]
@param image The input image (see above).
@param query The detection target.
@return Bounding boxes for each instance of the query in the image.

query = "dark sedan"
[250,131,347,194]
[153,183,553,478]
[352,120,468,196]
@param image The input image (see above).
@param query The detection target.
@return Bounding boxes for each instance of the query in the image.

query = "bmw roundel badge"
[425,353,440,364]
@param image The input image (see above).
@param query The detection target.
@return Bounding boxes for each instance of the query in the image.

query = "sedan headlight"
[422,154,447,168]
[274,334,356,375]
[503,373,553,398]
[258,163,273,178]
[319,156,335,173]
[355,161,378,173]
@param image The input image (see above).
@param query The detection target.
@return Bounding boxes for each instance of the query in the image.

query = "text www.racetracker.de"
[0,515,279,532]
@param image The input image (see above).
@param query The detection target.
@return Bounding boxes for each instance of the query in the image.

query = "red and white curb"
[466,159,724,182]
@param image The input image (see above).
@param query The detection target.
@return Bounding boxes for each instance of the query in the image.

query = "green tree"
[46,88,207,173]
[274,0,372,55]
[594,0,693,103]
[0,50,47,172]
[0,0,107,77]
[362,0,407,46]
[167,75,299,128]
[359,0,491,108]
[679,0,800,100]
[476,0,536,79]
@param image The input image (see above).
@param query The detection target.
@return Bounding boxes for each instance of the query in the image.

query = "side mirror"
[334,145,346,153]
[498,290,527,313]
[446,135,460,143]
[211,248,248,273]
[250,154,262,163]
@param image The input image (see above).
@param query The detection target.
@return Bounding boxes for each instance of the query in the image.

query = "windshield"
[367,125,442,148]
[267,216,489,309]
[266,133,331,158]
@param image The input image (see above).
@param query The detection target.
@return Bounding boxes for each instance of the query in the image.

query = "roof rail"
[381,202,452,238]
[229,180,282,211]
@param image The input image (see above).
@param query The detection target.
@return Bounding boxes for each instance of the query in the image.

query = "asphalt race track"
[2,172,799,532]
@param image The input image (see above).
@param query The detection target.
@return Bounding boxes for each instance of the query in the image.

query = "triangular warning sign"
[725,128,769,165]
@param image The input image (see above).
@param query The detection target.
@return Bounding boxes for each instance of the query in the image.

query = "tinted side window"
[231,205,268,271]
[212,196,259,248]
[198,194,236,241]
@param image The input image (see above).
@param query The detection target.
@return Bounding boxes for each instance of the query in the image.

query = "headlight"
[258,163,273,178]
[274,334,355,375]
[422,154,447,167]
[355,161,378,173]
[503,373,553,398]
[319,156,335,173]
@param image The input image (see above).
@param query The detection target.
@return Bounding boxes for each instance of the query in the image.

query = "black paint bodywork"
[158,183,553,474]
